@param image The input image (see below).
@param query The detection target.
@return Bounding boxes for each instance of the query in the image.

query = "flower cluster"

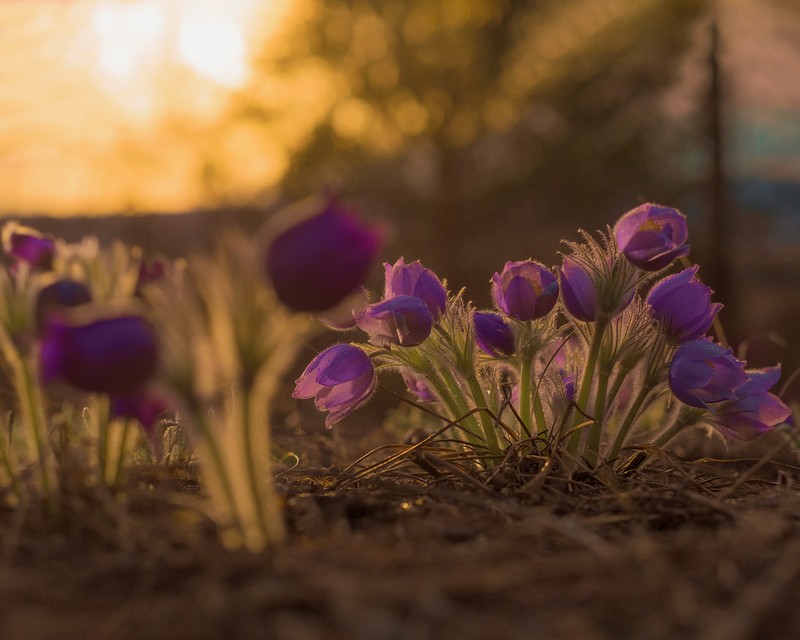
[0,197,383,550]
[295,202,793,469]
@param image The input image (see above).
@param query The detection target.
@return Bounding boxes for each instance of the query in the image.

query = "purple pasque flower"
[35,279,92,332]
[559,257,598,322]
[40,314,159,394]
[559,256,636,323]
[668,338,748,409]
[384,257,448,318]
[647,266,721,342]
[401,370,437,403]
[708,366,792,440]
[135,257,167,296]
[473,311,515,357]
[2,223,56,271]
[491,260,559,321]
[614,203,690,271]
[111,389,170,454]
[292,344,377,427]
[266,200,383,313]
[354,295,433,347]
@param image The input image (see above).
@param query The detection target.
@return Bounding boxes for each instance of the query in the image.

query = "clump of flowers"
[294,202,793,472]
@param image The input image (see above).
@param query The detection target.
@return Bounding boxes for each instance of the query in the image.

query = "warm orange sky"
[0,0,293,215]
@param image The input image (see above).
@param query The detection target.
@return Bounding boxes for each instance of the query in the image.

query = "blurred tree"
[240,0,708,299]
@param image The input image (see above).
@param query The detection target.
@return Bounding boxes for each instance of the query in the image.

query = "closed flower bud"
[669,338,748,409]
[491,260,558,321]
[266,201,383,312]
[647,266,721,342]
[40,315,159,394]
[559,257,598,322]
[111,390,170,455]
[293,344,377,427]
[2,223,56,271]
[708,366,792,440]
[35,279,92,333]
[401,370,437,403]
[614,203,690,271]
[473,311,515,356]
[384,258,447,318]
[354,295,433,347]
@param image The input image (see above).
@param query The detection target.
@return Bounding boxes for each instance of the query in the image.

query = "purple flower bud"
[559,257,599,321]
[2,224,56,271]
[473,311,515,356]
[708,366,792,440]
[354,295,433,347]
[401,370,437,403]
[135,258,167,296]
[384,258,447,318]
[561,372,576,403]
[292,344,377,427]
[35,279,92,333]
[614,203,690,271]
[669,338,748,409]
[40,315,159,394]
[111,390,170,455]
[647,266,721,342]
[266,201,383,312]
[491,260,558,321]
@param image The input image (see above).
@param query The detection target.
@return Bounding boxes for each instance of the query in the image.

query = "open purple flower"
[293,344,377,427]
[708,366,792,440]
[354,295,433,347]
[2,224,56,271]
[491,260,558,321]
[266,201,383,312]
[614,203,690,271]
[40,315,159,394]
[647,266,721,342]
[35,279,92,333]
[669,338,748,409]
[384,258,447,318]
[473,311,515,357]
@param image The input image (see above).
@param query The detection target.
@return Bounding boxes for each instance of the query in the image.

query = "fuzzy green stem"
[464,374,501,458]
[434,368,485,452]
[532,393,547,438]
[586,368,611,466]
[112,418,133,490]
[518,354,533,438]
[608,384,651,461]
[96,395,111,487]
[0,424,22,503]
[566,318,608,456]
[605,364,633,416]
[654,415,692,448]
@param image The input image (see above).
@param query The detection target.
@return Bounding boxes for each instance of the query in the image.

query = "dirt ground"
[2,427,800,640]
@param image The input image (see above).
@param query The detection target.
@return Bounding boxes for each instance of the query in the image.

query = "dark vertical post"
[707,20,737,342]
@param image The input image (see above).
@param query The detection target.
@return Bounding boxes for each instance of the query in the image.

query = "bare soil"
[2,429,800,640]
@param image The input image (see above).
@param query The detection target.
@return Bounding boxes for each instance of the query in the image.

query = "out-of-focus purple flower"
[265,201,383,313]
[40,315,159,394]
[401,370,437,403]
[2,224,56,271]
[473,311,515,357]
[708,366,792,439]
[614,203,690,271]
[669,338,748,409]
[384,257,447,318]
[354,295,433,347]
[292,344,377,427]
[491,260,558,321]
[647,266,721,342]
[561,372,576,403]
[111,390,170,454]
[135,258,167,296]
[35,279,92,332]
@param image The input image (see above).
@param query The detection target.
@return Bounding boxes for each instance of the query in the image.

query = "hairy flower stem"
[567,318,609,457]
[654,409,704,448]
[465,374,501,458]
[112,418,133,489]
[608,384,652,461]
[604,364,634,415]
[0,424,22,503]
[586,368,611,466]
[433,368,486,456]
[518,355,533,438]
[96,395,111,486]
